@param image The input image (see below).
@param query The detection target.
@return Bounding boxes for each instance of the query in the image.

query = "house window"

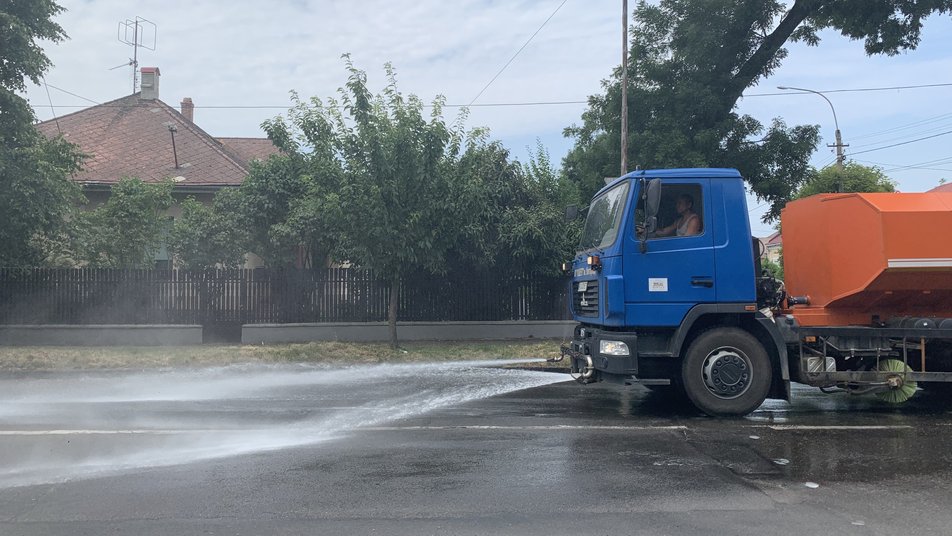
[154,216,174,269]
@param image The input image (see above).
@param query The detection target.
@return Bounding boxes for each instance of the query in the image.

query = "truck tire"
[681,327,771,417]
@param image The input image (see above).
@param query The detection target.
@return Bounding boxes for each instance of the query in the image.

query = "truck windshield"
[578,181,630,251]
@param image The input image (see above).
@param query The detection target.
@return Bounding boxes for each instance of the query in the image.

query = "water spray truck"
[554,168,952,416]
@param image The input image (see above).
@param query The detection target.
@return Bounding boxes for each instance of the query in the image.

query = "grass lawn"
[0,340,571,371]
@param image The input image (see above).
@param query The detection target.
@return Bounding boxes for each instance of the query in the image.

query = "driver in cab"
[653,194,700,237]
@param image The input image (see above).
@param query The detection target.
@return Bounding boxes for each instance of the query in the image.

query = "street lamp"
[777,86,847,170]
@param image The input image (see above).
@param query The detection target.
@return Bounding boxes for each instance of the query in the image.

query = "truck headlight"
[599,340,630,356]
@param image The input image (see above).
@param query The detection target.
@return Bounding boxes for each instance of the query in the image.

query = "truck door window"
[637,183,703,239]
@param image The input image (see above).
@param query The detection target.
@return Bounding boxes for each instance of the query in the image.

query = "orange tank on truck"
[781,191,952,327]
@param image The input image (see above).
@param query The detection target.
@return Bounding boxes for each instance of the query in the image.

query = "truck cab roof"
[596,168,742,197]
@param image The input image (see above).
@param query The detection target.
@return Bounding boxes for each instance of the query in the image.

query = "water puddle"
[0,361,565,488]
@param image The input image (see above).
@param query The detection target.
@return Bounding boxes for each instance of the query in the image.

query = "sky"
[22,0,952,238]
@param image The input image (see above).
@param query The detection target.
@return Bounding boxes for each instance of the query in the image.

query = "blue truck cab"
[561,168,791,416]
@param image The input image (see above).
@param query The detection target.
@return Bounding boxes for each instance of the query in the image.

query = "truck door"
[624,179,716,327]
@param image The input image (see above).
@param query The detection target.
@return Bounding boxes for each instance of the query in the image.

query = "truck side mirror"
[645,179,661,219]
[639,179,661,253]
[564,205,578,222]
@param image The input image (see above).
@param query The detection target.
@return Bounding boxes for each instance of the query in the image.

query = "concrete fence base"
[0,325,203,346]
[0,321,576,346]
[241,321,576,344]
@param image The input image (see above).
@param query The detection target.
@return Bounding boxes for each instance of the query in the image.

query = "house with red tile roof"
[36,68,277,194]
[35,67,278,267]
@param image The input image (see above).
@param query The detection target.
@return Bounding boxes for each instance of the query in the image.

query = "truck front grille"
[574,280,599,317]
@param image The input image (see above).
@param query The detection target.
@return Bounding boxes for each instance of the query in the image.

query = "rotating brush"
[876,359,918,404]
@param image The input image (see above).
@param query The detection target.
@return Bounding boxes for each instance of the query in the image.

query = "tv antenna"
[112,16,157,94]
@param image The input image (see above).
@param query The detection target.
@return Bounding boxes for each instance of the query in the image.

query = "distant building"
[35,67,279,267]
[759,231,782,264]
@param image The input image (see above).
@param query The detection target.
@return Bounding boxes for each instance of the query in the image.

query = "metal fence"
[0,268,571,327]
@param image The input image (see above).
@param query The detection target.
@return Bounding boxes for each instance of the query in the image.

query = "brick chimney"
[140,67,160,100]
[180,97,194,122]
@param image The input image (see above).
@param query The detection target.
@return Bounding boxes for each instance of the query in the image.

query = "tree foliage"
[762,255,784,280]
[0,134,83,266]
[223,154,336,268]
[256,59,583,346]
[501,142,580,274]
[564,0,952,222]
[795,161,896,198]
[0,0,83,267]
[445,136,579,276]
[0,0,67,90]
[263,58,465,347]
[72,178,174,268]
[168,189,249,270]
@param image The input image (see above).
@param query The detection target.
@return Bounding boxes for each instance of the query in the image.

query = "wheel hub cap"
[702,347,752,399]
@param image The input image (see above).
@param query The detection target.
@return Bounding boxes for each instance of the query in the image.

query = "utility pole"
[620,0,629,177]
[832,128,846,170]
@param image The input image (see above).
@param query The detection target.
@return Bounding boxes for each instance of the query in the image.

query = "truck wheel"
[681,328,771,417]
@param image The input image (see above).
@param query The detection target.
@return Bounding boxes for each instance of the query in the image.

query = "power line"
[848,128,952,156]
[816,156,838,171]
[41,77,62,135]
[30,78,952,159]
[890,166,952,173]
[854,156,952,174]
[43,83,100,105]
[29,100,590,111]
[849,119,952,150]
[848,112,952,142]
[747,200,770,213]
[891,155,952,169]
[746,82,952,98]
[467,0,570,106]
[34,79,952,112]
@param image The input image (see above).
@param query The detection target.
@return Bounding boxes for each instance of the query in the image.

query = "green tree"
[167,189,249,269]
[796,162,896,198]
[443,137,580,276]
[267,58,463,347]
[565,0,952,222]
[72,178,174,268]
[443,131,526,273]
[499,142,580,274]
[226,155,320,267]
[762,255,784,280]
[0,0,83,266]
[251,131,346,269]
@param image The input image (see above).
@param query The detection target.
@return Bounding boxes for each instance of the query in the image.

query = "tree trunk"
[724,0,818,107]
[388,277,399,349]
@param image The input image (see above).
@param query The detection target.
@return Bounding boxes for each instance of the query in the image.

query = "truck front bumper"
[562,325,639,379]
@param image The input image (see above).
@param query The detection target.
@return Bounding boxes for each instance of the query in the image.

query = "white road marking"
[0,424,935,436]
[759,425,914,431]
[0,425,690,435]
[0,429,226,436]
[361,425,689,431]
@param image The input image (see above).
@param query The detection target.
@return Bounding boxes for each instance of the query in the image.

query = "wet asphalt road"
[1,361,952,535]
